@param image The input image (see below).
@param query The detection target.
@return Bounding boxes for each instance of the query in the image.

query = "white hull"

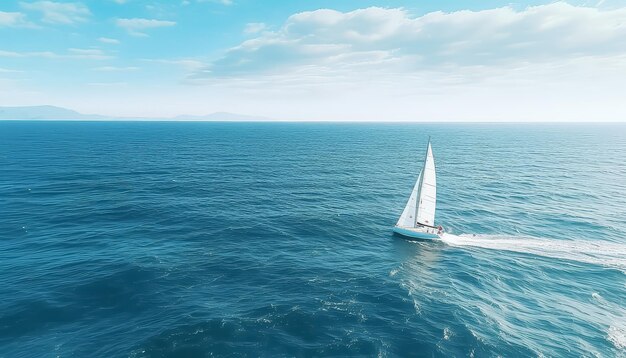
[393,225,441,240]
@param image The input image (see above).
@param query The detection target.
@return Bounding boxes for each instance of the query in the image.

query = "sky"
[1,0,626,121]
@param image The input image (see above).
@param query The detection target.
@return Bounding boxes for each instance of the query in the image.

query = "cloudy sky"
[1,0,625,121]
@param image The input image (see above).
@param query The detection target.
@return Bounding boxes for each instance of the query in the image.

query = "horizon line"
[1,119,625,124]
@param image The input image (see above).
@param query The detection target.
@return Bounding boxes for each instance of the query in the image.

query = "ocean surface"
[1,121,625,357]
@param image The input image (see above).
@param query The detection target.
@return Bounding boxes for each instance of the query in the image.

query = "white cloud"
[197,3,626,79]
[0,50,56,58]
[142,58,204,71]
[145,3,180,18]
[93,66,139,71]
[0,67,22,73]
[4,2,626,121]
[244,22,266,34]
[0,48,111,60]
[197,0,233,5]
[116,18,176,36]
[98,37,120,44]
[177,3,626,121]
[88,82,127,86]
[0,11,35,27]
[20,1,91,25]
[67,48,111,60]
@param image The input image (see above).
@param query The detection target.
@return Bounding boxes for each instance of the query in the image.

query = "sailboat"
[393,138,443,240]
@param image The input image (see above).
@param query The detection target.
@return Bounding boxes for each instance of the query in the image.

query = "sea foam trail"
[440,233,626,273]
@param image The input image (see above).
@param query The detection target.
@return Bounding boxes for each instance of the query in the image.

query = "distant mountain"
[0,105,105,120]
[0,106,270,121]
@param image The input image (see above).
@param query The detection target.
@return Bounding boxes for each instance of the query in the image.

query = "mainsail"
[415,141,436,226]
[396,140,436,228]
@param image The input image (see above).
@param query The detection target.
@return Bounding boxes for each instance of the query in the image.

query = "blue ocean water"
[0,121,625,357]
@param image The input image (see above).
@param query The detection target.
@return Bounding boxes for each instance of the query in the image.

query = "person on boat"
[437,225,443,235]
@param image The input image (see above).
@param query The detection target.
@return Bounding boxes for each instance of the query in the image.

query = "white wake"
[440,233,626,273]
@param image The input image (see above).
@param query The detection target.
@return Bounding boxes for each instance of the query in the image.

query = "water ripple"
[0,122,625,357]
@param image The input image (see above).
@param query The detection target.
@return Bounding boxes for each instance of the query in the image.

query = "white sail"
[396,170,421,228]
[415,141,436,226]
